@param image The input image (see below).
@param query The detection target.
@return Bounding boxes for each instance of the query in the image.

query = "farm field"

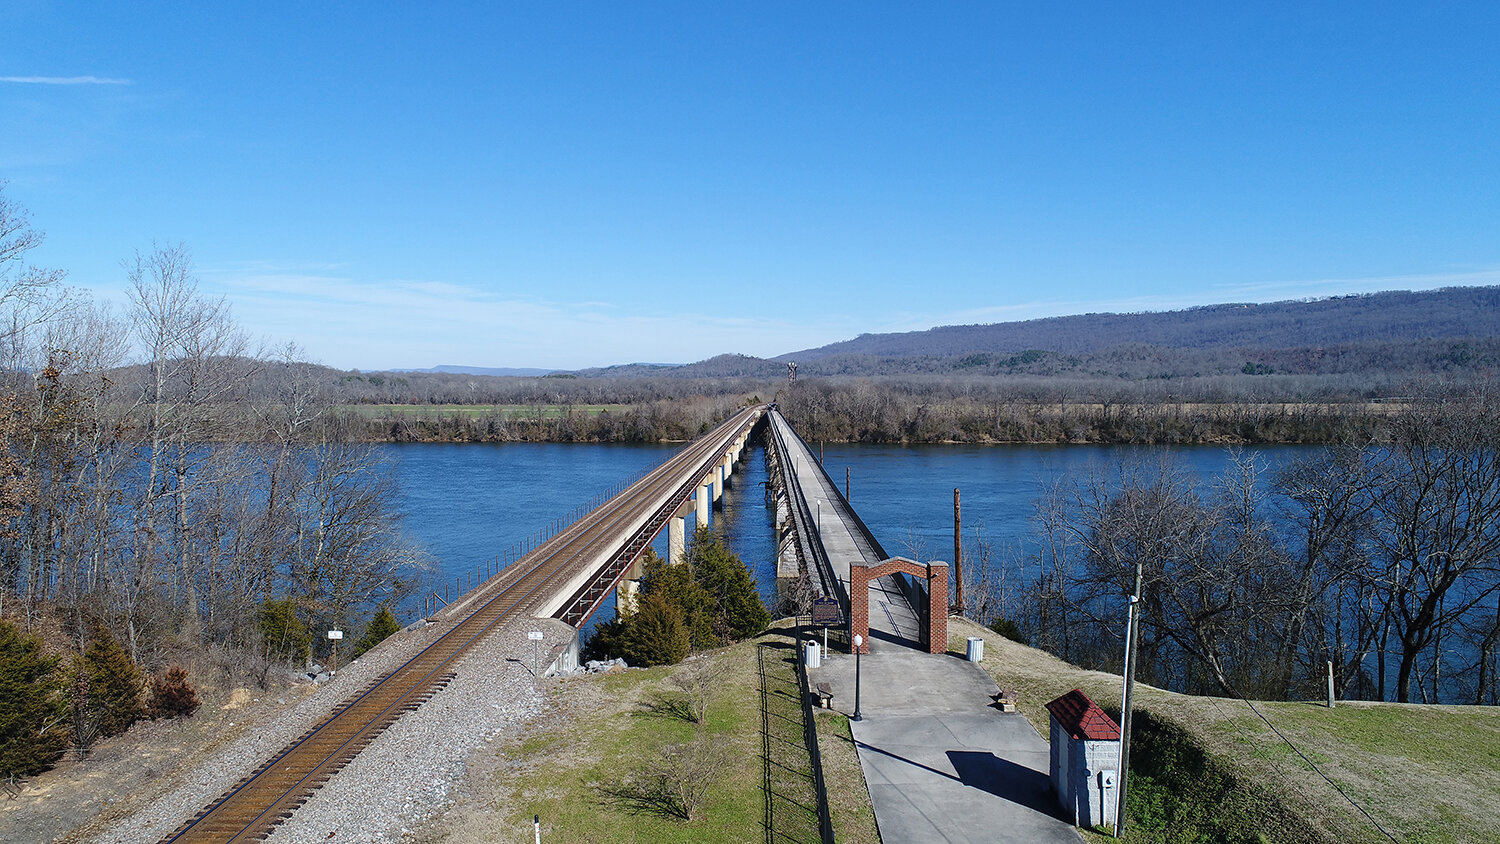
[341,403,634,419]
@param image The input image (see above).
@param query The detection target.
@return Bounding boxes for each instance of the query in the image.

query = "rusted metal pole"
[953,488,964,617]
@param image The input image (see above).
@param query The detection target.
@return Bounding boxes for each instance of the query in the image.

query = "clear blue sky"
[3,2,1496,370]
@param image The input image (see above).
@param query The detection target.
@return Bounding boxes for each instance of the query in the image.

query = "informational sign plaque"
[811,597,842,627]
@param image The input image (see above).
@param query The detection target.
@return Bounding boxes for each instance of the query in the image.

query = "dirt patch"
[1,682,315,844]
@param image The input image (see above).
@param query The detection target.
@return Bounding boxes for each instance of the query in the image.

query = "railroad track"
[161,406,762,843]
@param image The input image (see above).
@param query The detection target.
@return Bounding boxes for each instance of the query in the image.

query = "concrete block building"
[1044,688,1121,830]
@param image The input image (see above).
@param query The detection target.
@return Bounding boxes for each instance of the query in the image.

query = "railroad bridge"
[161,403,946,843]
[163,405,764,843]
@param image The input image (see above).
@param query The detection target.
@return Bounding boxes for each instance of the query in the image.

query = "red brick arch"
[849,557,948,654]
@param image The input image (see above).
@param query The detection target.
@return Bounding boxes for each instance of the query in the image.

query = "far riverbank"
[345,398,1391,446]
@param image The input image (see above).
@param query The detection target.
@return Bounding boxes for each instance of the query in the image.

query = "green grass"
[757,640,823,844]
[1248,700,1500,770]
[487,626,835,844]
[814,712,881,844]
[952,617,1500,844]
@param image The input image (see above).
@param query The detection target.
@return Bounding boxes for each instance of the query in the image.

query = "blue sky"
[2,3,1496,370]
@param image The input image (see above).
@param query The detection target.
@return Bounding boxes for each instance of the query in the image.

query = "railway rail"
[161,405,762,843]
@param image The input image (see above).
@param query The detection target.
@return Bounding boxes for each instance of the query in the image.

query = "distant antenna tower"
[787,362,797,383]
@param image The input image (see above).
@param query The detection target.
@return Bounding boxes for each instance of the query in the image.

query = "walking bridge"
[162,405,763,843]
[765,407,1081,844]
[763,406,939,652]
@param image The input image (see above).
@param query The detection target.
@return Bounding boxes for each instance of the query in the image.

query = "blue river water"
[384,440,1315,613]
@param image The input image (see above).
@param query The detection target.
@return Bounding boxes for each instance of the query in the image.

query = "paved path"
[767,410,921,643]
[812,644,1081,844]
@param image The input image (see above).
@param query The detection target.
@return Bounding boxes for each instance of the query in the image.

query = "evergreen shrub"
[0,619,67,779]
[80,629,145,739]
[353,605,401,658]
[148,666,200,719]
[583,529,769,666]
[258,598,311,665]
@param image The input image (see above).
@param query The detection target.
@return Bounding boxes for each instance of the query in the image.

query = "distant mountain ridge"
[394,365,558,377]
[374,287,1500,381]
[778,287,1500,361]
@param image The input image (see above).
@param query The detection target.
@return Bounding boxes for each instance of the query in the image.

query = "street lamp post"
[852,633,864,722]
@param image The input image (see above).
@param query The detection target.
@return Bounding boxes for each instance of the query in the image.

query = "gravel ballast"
[91,617,569,844]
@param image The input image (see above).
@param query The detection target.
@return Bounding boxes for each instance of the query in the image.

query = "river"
[385,440,1315,608]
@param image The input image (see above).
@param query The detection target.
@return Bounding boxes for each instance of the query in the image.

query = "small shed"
[1044,689,1121,830]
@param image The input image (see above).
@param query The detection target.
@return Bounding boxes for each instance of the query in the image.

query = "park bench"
[814,682,834,709]
[994,688,1019,713]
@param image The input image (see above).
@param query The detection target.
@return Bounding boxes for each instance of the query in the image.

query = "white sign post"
[528,631,544,676]
[327,629,343,674]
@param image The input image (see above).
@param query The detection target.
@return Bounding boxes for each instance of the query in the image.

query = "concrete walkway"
[767,410,922,644]
[811,644,1081,844]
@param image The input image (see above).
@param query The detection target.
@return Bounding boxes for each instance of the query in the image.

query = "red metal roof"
[1044,689,1121,741]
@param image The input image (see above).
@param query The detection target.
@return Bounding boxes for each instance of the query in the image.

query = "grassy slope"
[951,617,1500,844]
[432,623,875,844]
[814,711,882,844]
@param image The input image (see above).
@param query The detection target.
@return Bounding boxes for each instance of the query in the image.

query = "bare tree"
[0,182,69,372]
[669,656,730,725]
[287,442,426,639]
[125,244,253,640]
[609,726,730,821]
[1274,444,1381,699]
[1372,392,1500,703]
[1056,455,1296,697]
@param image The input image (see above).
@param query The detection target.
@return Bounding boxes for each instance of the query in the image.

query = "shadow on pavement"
[948,750,1066,820]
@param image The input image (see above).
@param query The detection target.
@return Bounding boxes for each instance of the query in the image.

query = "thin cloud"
[195,268,823,369]
[0,75,132,85]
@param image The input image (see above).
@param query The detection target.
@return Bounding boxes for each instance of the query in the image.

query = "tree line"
[966,391,1500,705]
[0,187,421,780]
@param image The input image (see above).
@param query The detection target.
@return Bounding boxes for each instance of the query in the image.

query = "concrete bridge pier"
[669,502,689,565]
[712,465,725,504]
[615,553,647,615]
[696,482,712,529]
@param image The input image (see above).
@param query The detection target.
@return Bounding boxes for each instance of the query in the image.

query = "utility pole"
[1115,561,1143,836]
[953,488,964,617]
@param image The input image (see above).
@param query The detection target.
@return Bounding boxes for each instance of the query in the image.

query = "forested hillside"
[782,287,1500,359]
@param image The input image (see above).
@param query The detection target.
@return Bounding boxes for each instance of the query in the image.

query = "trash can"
[966,636,985,662]
[804,639,822,668]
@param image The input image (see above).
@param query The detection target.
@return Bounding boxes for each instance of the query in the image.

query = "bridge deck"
[767,408,921,648]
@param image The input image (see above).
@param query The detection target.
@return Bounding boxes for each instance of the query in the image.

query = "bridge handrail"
[768,410,926,623]
[767,411,845,604]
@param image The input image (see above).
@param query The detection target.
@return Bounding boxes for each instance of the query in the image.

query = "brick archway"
[849,557,948,654]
